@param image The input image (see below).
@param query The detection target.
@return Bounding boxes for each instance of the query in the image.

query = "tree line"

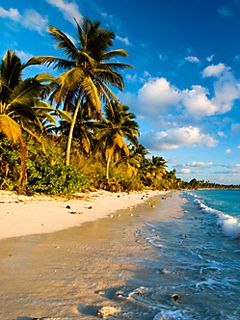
[0,17,229,195]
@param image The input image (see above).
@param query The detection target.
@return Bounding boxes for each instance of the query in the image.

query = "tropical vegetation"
[0,17,184,195]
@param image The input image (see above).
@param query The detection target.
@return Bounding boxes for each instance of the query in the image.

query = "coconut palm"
[0,50,54,190]
[95,102,139,180]
[127,144,148,177]
[57,100,98,156]
[27,17,133,166]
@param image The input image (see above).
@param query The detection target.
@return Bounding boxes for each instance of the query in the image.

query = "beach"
[0,191,184,319]
[0,189,166,240]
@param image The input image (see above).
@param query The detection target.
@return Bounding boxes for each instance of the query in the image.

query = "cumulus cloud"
[137,78,181,115]
[0,6,48,34]
[185,56,200,63]
[184,64,240,116]
[182,85,218,116]
[120,62,240,122]
[212,70,240,114]
[46,0,82,23]
[202,63,228,78]
[0,6,21,20]
[226,148,232,154]
[141,126,217,151]
[116,35,131,46]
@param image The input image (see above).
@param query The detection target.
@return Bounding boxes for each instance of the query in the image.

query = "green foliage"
[26,158,89,195]
[0,20,188,195]
[0,136,20,190]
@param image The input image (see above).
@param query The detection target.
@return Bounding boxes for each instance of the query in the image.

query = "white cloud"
[185,56,200,63]
[190,161,213,168]
[185,65,240,116]
[125,73,137,82]
[14,50,33,61]
[180,167,192,174]
[46,0,82,24]
[0,6,48,34]
[212,70,240,114]
[217,131,226,137]
[116,35,131,46]
[202,63,228,78]
[137,77,181,115]
[226,148,232,154]
[141,126,217,151]
[121,63,240,120]
[182,85,218,116]
[22,9,48,34]
[0,6,21,20]
[206,55,214,62]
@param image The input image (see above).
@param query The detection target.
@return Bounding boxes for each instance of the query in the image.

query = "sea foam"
[188,192,240,239]
[153,309,190,320]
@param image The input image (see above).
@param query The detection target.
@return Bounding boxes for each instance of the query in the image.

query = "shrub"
[26,158,90,195]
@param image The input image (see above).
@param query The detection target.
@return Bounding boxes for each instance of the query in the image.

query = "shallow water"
[0,191,240,319]
[126,191,240,319]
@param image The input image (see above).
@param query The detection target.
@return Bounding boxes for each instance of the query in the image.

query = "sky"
[1,0,240,184]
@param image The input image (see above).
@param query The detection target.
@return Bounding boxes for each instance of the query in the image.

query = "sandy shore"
[0,189,166,240]
[0,191,184,320]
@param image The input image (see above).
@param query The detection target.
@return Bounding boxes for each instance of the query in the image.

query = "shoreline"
[0,191,184,319]
[0,189,168,240]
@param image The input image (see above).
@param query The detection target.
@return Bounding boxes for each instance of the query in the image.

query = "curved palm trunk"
[65,98,81,166]
[106,154,111,181]
[18,137,28,193]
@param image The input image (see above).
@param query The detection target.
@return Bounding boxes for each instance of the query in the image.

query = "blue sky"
[1,0,240,184]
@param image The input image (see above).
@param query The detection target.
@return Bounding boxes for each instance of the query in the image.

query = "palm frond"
[48,25,78,60]
[95,69,124,90]
[56,109,72,123]
[1,50,22,90]
[0,114,22,144]
[26,56,75,70]
[81,76,101,112]
[101,49,128,60]
[100,62,133,71]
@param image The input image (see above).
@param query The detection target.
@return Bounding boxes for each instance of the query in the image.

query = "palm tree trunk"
[18,137,28,193]
[65,98,81,166]
[106,154,111,181]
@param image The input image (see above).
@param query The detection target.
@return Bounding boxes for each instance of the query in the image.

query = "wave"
[187,192,240,239]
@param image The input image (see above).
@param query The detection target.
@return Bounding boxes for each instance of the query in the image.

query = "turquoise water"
[123,190,240,319]
[192,189,240,218]
[190,189,240,238]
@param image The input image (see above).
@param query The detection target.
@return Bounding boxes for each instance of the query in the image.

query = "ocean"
[131,190,240,319]
[1,190,240,320]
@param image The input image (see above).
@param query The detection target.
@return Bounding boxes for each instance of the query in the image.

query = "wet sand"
[0,192,184,320]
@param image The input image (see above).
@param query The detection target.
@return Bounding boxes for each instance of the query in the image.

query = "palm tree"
[27,17,133,166]
[95,102,139,180]
[57,100,97,156]
[127,144,148,177]
[151,156,167,185]
[0,50,54,190]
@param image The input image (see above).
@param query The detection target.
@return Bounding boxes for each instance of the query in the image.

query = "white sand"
[0,189,166,240]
